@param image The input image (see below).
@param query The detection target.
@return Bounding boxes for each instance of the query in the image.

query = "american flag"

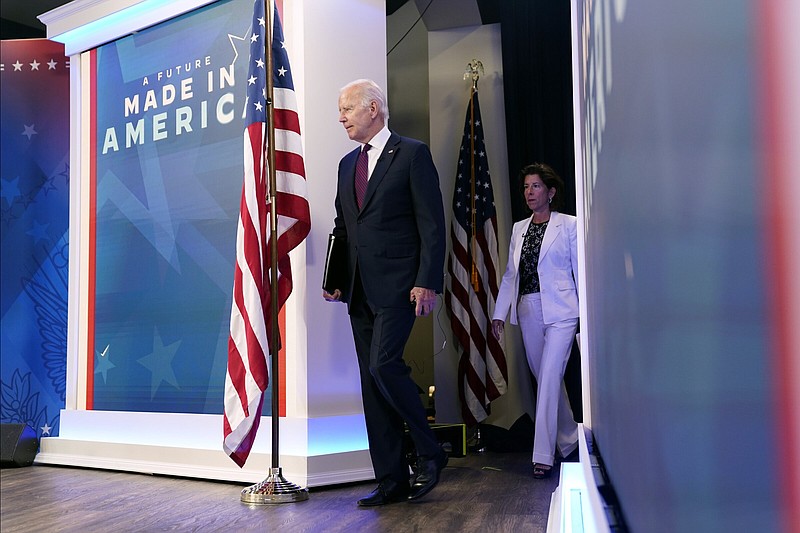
[223,0,310,467]
[445,90,508,427]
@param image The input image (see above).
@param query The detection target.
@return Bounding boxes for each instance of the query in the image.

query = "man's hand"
[409,287,436,317]
[323,289,342,302]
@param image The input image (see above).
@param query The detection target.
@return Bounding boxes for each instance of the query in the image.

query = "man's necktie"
[355,144,370,209]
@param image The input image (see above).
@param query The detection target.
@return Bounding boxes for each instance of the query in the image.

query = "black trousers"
[348,270,440,484]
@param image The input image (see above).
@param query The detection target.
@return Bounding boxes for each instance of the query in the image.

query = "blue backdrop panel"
[91,0,268,414]
[575,1,778,531]
[1,39,70,437]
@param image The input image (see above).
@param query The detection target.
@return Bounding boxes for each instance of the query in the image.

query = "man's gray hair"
[341,79,390,121]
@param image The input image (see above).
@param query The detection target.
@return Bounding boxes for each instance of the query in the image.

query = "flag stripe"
[223,0,310,467]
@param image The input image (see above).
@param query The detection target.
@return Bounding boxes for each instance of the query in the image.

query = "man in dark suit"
[323,79,447,506]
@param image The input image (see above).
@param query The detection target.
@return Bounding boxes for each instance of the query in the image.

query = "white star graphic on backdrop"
[22,125,37,140]
[227,26,250,68]
[13,61,22,71]
[30,60,40,70]
[47,59,57,69]
[41,424,52,436]
[137,328,181,399]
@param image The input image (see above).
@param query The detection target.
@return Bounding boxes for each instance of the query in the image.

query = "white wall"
[289,0,387,418]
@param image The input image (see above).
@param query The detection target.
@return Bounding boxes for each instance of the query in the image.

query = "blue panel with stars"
[1,39,71,438]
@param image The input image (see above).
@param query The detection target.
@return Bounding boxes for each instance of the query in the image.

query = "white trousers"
[517,293,579,466]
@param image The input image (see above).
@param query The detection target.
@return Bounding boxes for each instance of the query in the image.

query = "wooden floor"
[1,450,559,532]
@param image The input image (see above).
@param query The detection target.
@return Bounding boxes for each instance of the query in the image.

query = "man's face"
[338,88,377,144]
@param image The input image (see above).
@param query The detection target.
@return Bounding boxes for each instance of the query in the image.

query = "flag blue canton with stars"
[246,0,294,127]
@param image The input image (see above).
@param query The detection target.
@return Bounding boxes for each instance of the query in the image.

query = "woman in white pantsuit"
[492,163,579,479]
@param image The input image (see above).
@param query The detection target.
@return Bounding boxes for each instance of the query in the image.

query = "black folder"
[322,233,349,294]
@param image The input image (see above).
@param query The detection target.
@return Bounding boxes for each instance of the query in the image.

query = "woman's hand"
[491,319,505,340]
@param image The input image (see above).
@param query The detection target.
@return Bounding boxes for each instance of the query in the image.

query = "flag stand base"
[240,467,309,504]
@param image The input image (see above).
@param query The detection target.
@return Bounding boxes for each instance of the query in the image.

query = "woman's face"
[523,173,554,213]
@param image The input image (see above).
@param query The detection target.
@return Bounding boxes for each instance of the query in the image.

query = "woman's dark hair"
[518,162,565,211]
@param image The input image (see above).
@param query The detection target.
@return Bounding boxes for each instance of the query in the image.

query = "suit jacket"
[493,211,579,326]
[333,132,445,308]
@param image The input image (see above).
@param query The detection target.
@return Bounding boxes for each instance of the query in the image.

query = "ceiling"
[1,1,407,32]
[0,0,491,38]
[1,1,70,33]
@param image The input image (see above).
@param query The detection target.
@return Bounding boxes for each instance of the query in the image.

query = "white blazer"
[493,211,579,326]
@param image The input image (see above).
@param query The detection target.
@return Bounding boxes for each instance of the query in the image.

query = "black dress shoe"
[408,451,448,500]
[357,479,410,507]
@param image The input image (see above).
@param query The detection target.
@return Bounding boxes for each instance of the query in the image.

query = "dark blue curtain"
[497,0,576,221]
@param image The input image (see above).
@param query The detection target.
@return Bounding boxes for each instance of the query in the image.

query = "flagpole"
[465,60,484,292]
[240,0,308,504]
[469,85,478,291]
[265,0,280,475]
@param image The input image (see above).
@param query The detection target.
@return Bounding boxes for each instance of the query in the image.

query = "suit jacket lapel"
[342,147,360,213]
[360,133,400,210]
[539,212,561,261]
[514,218,532,269]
